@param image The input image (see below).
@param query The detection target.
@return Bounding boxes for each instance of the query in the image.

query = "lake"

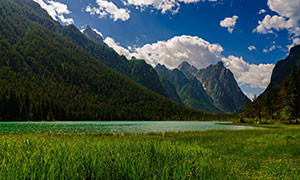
[0,121,255,134]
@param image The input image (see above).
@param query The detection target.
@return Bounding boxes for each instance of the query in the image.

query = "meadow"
[0,125,299,179]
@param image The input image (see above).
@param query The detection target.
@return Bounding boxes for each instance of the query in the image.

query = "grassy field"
[0,125,299,179]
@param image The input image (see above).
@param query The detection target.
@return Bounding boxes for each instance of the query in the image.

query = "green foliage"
[242,64,300,122]
[0,127,300,179]
[0,0,208,121]
[62,25,167,97]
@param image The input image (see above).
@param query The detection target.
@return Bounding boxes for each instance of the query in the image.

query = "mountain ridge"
[155,64,220,112]
[0,0,203,121]
[178,61,250,112]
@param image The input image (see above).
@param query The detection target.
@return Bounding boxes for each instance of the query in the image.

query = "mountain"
[178,61,250,112]
[242,45,300,122]
[127,60,168,96]
[269,45,300,87]
[62,25,167,97]
[155,64,220,112]
[159,77,183,105]
[0,0,203,121]
[82,25,106,46]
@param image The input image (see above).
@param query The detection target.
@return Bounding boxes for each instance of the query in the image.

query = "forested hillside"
[0,0,204,121]
[62,25,167,97]
[242,45,300,122]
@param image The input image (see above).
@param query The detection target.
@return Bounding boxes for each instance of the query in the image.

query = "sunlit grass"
[0,125,299,179]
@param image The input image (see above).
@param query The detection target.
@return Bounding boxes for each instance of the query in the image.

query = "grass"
[0,125,299,179]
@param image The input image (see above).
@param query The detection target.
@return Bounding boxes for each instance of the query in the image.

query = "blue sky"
[33,0,300,99]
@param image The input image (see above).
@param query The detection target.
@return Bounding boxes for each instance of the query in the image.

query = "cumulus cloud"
[130,35,224,69]
[122,0,218,15]
[267,0,300,23]
[222,56,275,89]
[253,15,294,34]
[254,0,300,48]
[220,15,238,33]
[86,0,130,21]
[33,0,74,25]
[248,46,257,51]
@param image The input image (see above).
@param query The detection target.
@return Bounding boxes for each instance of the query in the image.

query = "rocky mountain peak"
[82,25,106,46]
[216,61,224,68]
[177,61,198,78]
[195,62,249,112]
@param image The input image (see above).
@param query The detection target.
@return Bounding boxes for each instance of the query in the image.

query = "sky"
[33,0,300,99]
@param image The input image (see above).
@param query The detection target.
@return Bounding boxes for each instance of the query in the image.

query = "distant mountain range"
[80,19,250,113]
[179,61,250,112]
[156,61,250,113]
[155,64,219,112]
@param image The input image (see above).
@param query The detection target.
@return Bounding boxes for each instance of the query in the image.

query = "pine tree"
[284,66,300,120]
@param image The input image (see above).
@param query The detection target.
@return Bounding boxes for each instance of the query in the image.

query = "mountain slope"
[159,77,183,105]
[128,60,167,97]
[0,0,202,121]
[4,0,167,97]
[179,61,249,112]
[65,25,167,97]
[242,45,300,121]
[269,45,300,87]
[155,64,220,112]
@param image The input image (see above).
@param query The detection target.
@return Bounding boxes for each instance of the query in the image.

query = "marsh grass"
[0,126,299,179]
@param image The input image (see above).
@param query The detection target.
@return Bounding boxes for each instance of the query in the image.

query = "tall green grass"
[0,127,299,179]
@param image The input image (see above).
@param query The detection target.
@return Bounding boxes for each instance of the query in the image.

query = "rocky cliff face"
[178,61,250,112]
[155,64,220,112]
[82,25,106,46]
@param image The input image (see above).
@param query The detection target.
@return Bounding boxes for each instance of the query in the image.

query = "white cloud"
[254,0,300,49]
[123,0,218,15]
[258,9,266,14]
[248,45,257,51]
[220,15,238,33]
[104,37,132,58]
[86,0,130,21]
[253,15,294,34]
[92,28,104,38]
[267,0,300,23]
[130,35,224,69]
[33,0,74,25]
[222,56,275,89]
[287,37,300,50]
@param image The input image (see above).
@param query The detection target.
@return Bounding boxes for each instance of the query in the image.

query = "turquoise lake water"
[0,121,255,134]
